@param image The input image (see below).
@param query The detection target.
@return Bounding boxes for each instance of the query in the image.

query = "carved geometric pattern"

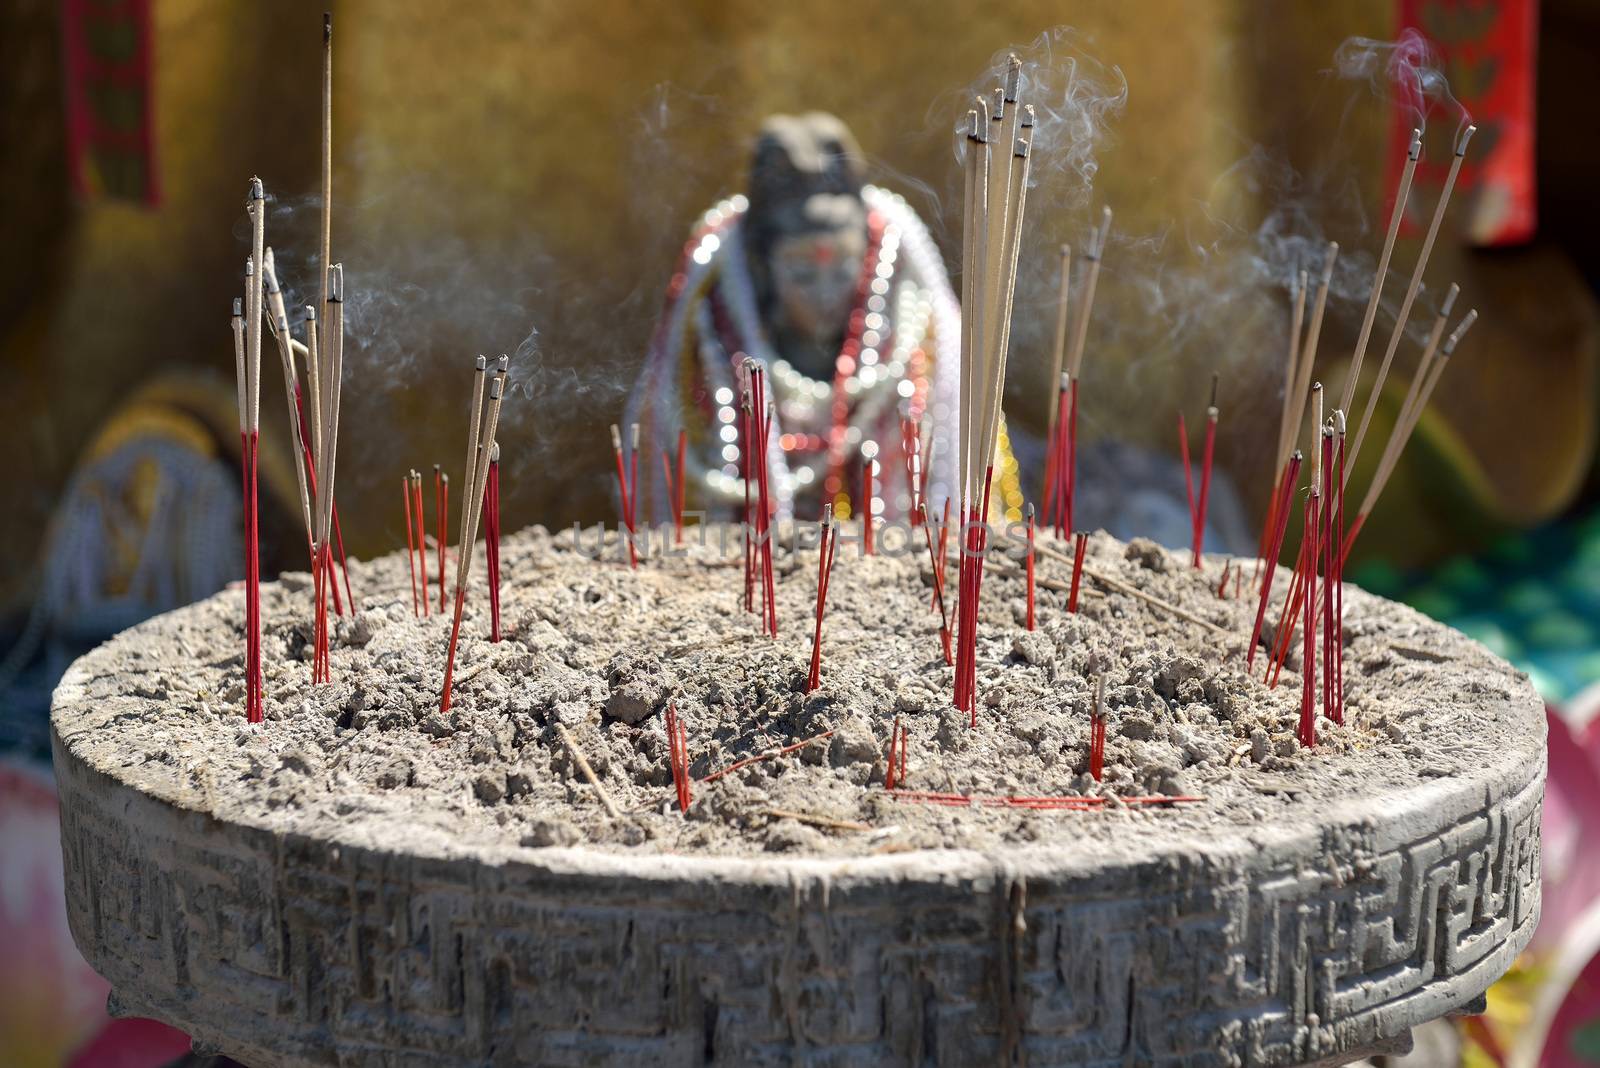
[53,712,1543,1068]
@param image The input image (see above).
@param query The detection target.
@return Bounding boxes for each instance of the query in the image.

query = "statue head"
[744,113,868,363]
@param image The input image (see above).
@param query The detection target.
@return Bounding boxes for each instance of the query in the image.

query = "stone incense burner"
[52,525,1543,1066]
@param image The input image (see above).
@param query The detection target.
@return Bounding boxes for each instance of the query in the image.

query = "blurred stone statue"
[627,112,1021,527]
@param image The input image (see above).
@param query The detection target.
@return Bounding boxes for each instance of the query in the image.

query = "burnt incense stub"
[52,525,1543,1067]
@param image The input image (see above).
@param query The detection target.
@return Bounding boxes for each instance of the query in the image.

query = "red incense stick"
[884,714,902,790]
[805,515,838,692]
[487,447,501,642]
[1178,409,1195,540]
[934,497,952,611]
[740,381,754,613]
[1043,374,1068,534]
[1063,378,1080,535]
[1216,559,1231,599]
[1246,452,1301,668]
[292,382,350,616]
[1333,423,1346,723]
[629,423,640,557]
[660,449,676,539]
[1089,674,1106,781]
[436,468,448,613]
[665,702,691,812]
[403,474,419,615]
[919,503,953,664]
[412,472,429,616]
[1299,486,1319,748]
[1068,530,1087,613]
[1025,503,1036,631]
[609,424,637,569]
[747,363,777,636]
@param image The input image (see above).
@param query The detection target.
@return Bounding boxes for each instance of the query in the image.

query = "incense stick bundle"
[241,179,266,721]
[263,250,355,617]
[1345,126,1477,481]
[954,56,1033,717]
[439,357,508,714]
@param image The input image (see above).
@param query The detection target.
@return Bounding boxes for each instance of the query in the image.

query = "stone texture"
[53,641,1542,1066]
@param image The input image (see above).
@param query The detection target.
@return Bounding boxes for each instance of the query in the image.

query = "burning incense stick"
[243,180,266,721]
[229,295,255,720]
[1067,209,1112,382]
[1339,128,1422,418]
[311,263,346,684]
[1346,125,1477,482]
[439,358,507,714]
[318,13,333,342]
[1275,270,1308,475]
[954,58,1032,717]
[1285,246,1338,468]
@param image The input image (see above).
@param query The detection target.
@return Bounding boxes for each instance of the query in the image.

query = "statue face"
[770,229,865,344]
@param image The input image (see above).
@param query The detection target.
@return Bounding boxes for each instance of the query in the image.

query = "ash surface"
[54,523,1535,860]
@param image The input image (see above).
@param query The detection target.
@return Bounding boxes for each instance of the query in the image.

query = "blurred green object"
[1353,505,1600,702]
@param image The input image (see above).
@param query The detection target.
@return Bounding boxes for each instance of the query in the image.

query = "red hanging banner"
[62,0,160,206]
[1389,0,1537,246]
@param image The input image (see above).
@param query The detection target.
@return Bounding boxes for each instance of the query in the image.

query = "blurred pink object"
[0,759,188,1067]
[1517,896,1600,1066]
[1536,704,1600,957]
